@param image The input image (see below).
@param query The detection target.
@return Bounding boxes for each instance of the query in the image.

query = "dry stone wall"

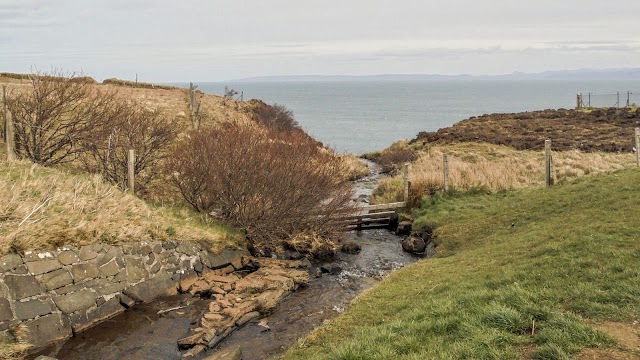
[0,241,248,349]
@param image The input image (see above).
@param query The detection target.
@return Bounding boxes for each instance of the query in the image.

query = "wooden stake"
[545,140,553,187]
[402,163,410,202]
[443,153,449,192]
[6,110,15,161]
[2,85,6,142]
[635,128,640,167]
[128,149,135,194]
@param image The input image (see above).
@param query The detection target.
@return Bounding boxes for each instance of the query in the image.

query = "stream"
[33,161,423,360]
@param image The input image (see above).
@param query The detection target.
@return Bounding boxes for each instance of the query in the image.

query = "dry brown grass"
[371,142,635,205]
[338,154,369,180]
[0,152,240,256]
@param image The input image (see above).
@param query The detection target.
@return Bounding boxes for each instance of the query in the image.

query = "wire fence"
[577,91,640,109]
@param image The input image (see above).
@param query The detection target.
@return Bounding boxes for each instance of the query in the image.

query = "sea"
[195,80,640,155]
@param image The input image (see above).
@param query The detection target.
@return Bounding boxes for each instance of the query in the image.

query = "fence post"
[2,85,6,142]
[634,128,640,167]
[128,149,135,194]
[402,163,410,202]
[545,140,553,187]
[6,110,15,161]
[443,153,449,192]
[576,93,582,110]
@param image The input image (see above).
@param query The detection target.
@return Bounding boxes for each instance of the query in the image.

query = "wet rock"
[396,220,413,236]
[119,294,136,308]
[341,241,362,254]
[314,246,336,260]
[402,235,426,254]
[15,298,53,320]
[71,296,125,333]
[4,274,43,300]
[308,267,323,278]
[236,311,260,326]
[320,264,342,275]
[0,253,23,272]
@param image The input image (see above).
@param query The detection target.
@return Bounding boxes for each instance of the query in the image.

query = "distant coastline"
[229,68,640,82]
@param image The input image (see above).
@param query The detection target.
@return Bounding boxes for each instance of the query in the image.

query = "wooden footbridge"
[337,164,410,231]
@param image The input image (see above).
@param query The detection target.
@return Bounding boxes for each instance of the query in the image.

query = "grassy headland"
[283,169,640,359]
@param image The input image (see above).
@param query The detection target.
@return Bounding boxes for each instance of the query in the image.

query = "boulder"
[341,241,362,254]
[396,220,413,236]
[53,289,98,314]
[402,235,426,254]
[122,272,176,302]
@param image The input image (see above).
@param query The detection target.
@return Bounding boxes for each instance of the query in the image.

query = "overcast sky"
[1,0,640,82]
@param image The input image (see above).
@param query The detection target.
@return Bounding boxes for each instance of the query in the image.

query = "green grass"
[282,169,640,359]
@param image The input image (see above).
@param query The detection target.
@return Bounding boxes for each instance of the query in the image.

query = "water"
[195,80,640,154]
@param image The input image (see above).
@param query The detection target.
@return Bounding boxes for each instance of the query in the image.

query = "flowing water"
[33,162,422,360]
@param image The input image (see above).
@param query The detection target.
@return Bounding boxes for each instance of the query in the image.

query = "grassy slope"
[283,169,640,359]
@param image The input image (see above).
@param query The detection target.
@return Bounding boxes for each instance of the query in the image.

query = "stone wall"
[0,241,247,349]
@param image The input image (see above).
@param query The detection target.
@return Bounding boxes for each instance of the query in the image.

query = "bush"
[376,147,418,174]
[79,102,179,194]
[252,102,301,132]
[6,71,116,166]
[167,124,353,255]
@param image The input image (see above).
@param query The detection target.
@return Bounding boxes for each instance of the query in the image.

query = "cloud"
[0,0,59,28]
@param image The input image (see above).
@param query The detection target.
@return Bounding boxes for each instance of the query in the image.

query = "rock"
[178,332,203,350]
[25,259,63,275]
[125,260,148,284]
[236,311,260,326]
[213,265,234,275]
[70,296,125,333]
[0,253,23,272]
[202,249,248,270]
[22,313,72,348]
[183,344,206,358]
[179,276,199,293]
[98,259,120,277]
[320,264,342,275]
[78,246,99,261]
[0,298,13,321]
[162,241,178,250]
[70,263,100,282]
[194,260,204,273]
[15,298,53,320]
[314,245,336,260]
[396,220,413,236]
[139,244,153,256]
[122,272,176,302]
[53,289,98,314]
[203,346,242,360]
[96,282,126,297]
[188,280,210,296]
[96,246,123,267]
[4,274,43,300]
[54,283,84,295]
[204,274,238,284]
[119,294,136,308]
[176,242,200,256]
[402,235,426,254]
[283,250,304,260]
[308,267,323,278]
[35,356,58,360]
[341,241,362,254]
[58,250,80,265]
[39,269,73,291]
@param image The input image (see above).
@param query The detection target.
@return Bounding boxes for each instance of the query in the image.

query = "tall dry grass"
[0,154,236,256]
[371,143,635,205]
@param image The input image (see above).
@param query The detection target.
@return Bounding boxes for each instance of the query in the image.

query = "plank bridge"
[337,163,410,231]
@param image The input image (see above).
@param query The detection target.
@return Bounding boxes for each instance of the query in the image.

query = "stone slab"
[15,298,53,320]
[0,253,23,272]
[71,263,100,283]
[70,296,124,333]
[53,289,97,314]
[58,250,80,265]
[22,313,72,348]
[4,274,43,300]
[39,268,73,291]
[98,259,120,277]
[122,272,176,303]
[78,246,99,261]
[25,259,63,275]
[0,298,13,321]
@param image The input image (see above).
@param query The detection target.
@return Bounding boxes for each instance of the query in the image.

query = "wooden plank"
[358,202,406,212]
[337,211,396,221]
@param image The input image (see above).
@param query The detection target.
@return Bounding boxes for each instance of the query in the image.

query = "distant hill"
[232,68,640,82]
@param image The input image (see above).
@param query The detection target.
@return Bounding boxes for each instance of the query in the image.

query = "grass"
[371,142,635,205]
[282,168,640,359]
[0,154,242,255]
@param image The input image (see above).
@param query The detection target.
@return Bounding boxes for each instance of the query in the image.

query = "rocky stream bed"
[31,162,428,360]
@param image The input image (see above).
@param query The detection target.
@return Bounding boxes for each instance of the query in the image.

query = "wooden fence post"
[6,110,15,161]
[402,163,410,202]
[2,85,7,142]
[443,153,449,192]
[128,149,135,194]
[635,128,640,167]
[545,140,553,187]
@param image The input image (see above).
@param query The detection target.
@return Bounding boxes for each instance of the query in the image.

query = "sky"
[1,0,640,82]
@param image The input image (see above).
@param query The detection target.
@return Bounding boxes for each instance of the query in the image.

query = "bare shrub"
[252,102,301,132]
[167,123,353,255]
[376,147,418,174]
[79,102,179,194]
[6,71,117,166]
